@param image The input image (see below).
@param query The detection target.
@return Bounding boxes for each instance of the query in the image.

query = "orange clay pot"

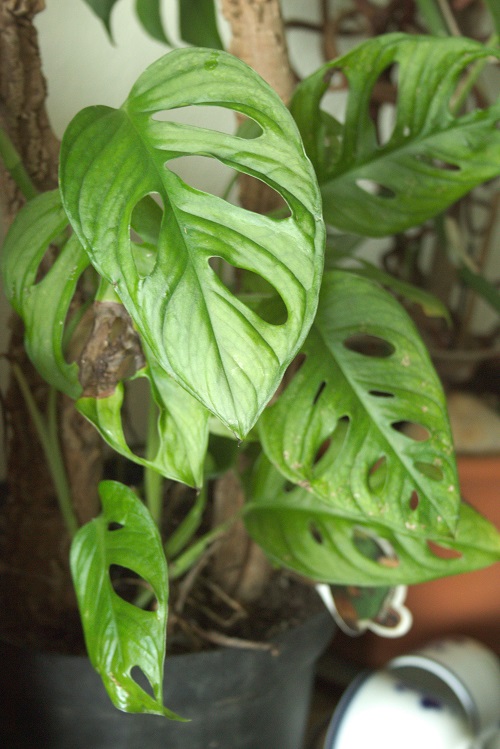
[332,455,500,668]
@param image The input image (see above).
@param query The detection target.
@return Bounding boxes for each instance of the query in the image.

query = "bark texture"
[220,0,296,214]
[0,0,102,649]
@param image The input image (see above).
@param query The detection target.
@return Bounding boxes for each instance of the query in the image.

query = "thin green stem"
[143,397,163,527]
[450,33,499,115]
[168,511,242,580]
[0,127,38,201]
[12,364,78,536]
[164,483,207,560]
[414,0,450,36]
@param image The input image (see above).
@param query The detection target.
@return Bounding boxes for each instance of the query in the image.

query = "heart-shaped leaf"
[291,34,500,236]
[259,271,460,537]
[244,456,500,585]
[60,47,324,439]
[0,190,88,398]
[70,480,181,718]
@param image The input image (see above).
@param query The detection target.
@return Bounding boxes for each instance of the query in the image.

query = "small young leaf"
[60,47,324,439]
[70,480,182,718]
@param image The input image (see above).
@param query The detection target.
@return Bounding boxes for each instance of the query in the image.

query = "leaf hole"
[414,461,444,482]
[313,381,327,405]
[367,456,387,495]
[343,334,395,358]
[236,172,292,218]
[368,63,399,147]
[129,194,163,281]
[353,528,400,567]
[313,438,331,466]
[151,105,263,139]
[426,540,462,560]
[356,179,396,199]
[309,521,324,545]
[409,490,419,511]
[414,154,461,172]
[277,353,307,397]
[109,564,156,608]
[313,417,350,471]
[131,665,156,699]
[107,521,124,531]
[208,256,289,326]
[391,421,430,442]
[166,155,240,203]
[369,389,395,398]
[283,480,296,493]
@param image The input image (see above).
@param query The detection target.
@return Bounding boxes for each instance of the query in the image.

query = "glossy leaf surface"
[244,456,500,585]
[60,47,324,438]
[0,190,87,398]
[291,34,500,236]
[77,350,209,488]
[259,271,460,538]
[70,481,181,717]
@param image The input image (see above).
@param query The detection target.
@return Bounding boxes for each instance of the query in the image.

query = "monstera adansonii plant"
[2,34,500,717]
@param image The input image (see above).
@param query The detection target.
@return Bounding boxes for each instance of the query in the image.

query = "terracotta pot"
[331,455,500,668]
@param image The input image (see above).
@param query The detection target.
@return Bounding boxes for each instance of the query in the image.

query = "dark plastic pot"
[0,611,334,749]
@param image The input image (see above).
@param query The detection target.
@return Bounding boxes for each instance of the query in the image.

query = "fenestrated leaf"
[259,270,460,538]
[244,456,500,585]
[77,349,209,488]
[291,34,500,236]
[0,190,88,398]
[179,0,223,49]
[70,480,182,718]
[60,47,324,439]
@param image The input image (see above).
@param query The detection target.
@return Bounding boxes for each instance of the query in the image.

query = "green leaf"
[60,47,324,439]
[135,0,173,46]
[179,0,223,49]
[484,0,500,35]
[291,34,500,236]
[259,270,460,538]
[459,265,500,314]
[70,481,182,717]
[352,260,452,322]
[0,190,87,398]
[77,349,209,488]
[81,0,119,39]
[244,456,500,585]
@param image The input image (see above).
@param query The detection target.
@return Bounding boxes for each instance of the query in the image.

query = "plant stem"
[164,484,208,560]
[450,33,498,115]
[0,126,38,201]
[11,364,78,537]
[168,512,241,580]
[415,0,451,36]
[143,397,163,527]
